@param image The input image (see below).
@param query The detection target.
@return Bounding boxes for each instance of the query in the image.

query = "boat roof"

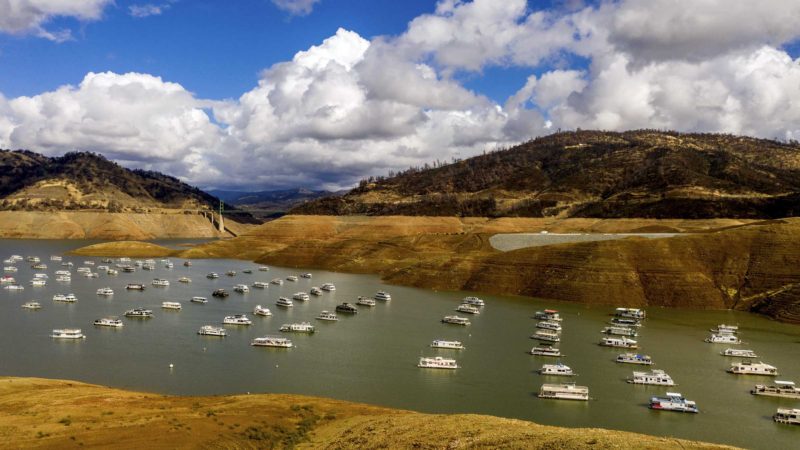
[666,392,682,397]
[775,380,796,386]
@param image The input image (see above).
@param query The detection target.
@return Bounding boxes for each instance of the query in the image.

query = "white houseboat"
[538,383,589,401]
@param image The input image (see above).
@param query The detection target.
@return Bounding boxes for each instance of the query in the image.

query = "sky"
[1,0,799,191]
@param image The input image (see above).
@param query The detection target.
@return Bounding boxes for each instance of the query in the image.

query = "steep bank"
[0,211,252,239]
[0,377,733,449]
[71,215,800,322]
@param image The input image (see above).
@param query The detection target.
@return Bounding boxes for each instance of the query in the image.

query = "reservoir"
[1,239,798,449]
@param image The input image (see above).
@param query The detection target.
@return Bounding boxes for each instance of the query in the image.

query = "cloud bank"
[1,0,800,190]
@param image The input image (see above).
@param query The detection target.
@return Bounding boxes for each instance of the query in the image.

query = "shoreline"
[68,215,800,323]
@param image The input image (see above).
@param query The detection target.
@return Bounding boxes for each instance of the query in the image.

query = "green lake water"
[0,239,798,449]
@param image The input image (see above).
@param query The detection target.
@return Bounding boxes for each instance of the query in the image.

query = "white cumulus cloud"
[0,0,112,41]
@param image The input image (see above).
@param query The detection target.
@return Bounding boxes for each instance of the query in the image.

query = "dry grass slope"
[0,377,734,449]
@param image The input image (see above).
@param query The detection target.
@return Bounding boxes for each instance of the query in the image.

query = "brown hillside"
[291,130,800,219]
[0,377,733,449]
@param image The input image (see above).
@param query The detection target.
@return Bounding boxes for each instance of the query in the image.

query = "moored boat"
[721,348,757,358]
[601,326,637,337]
[300,273,312,278]
[455,303,480,314]
[270,278,284,285]
[178,277,191,283]
[51,328,85,339]
[530,328,560,342]
[710,324,739,334]
[198,325,226,337]
[536,321,562,332]
[599,336,638,348]
[161,301,182,310]
[615,307,646,319]
[628,369,675,386]
[705,334,742,344]
[152,278,169,287]
[252,281,269,288]
[96,287,114,296]
[751,381,800,399]
[191,296,208,304]
[280,322,315,333]
[529,346,561,357]
[336,302,358,314]
[125,308,153,318]
[649,393,698,413]
[538,362,574,376]
[94,317,123,328]
[357,296,376,306]
[727,361,778,376]
[374,290,391,301]
[212,289,229,298]
[206,272,219,279]
[533,309,561,321]
[461,296,484,307]
[253,305,272,316]
[286,275,298,282]
[22,301,42,310]
[233,284,250,293]
[773,408,800,425]
[616,353,653,365]
[431,340,464,350]
[293,292,310,301]
[223,314,252,325]
[309,287,323,296]
[251,336,293,348]
[276,297,293,307]
[418,356,458,369]
[441,315,469,325]
[316,310,338,321]
[538,383,589,401]
[321,283,336,291]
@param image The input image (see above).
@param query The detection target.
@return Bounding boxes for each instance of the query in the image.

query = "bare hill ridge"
[292,130,800,219]
[0,377,733,449]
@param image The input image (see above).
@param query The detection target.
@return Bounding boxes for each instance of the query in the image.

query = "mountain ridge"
[291,130,800,219]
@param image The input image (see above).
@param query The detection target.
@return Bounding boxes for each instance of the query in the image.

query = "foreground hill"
[292,130,800,219]
[0,377,733,449]
[72,215,800,323]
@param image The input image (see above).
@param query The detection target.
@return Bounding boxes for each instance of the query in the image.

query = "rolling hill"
[0,149,256,223]
[291,130,800,219]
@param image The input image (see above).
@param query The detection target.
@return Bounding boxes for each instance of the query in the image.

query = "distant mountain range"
[0,149,257,222]
[209,188,339,219]
[291,130,800,219]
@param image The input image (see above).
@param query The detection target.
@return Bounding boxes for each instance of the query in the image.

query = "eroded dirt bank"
[0,211,251,240]
[71,215,800,322]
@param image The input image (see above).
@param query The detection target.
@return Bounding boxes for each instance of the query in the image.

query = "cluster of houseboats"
[526,307,799,423]
[416,296,486,369]
[9,253,400,349]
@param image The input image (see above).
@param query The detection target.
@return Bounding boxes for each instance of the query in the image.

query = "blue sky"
[1,0,539,102]
[1,0,799,191]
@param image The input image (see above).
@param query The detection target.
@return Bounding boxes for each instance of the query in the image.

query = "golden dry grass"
[0,377,734,450]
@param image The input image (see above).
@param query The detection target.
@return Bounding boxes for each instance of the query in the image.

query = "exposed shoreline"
[0,377,735,449]
[69,215,800,323]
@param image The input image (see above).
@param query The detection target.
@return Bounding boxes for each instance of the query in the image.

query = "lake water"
[1,239,798,449]
[489,232,680,251]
